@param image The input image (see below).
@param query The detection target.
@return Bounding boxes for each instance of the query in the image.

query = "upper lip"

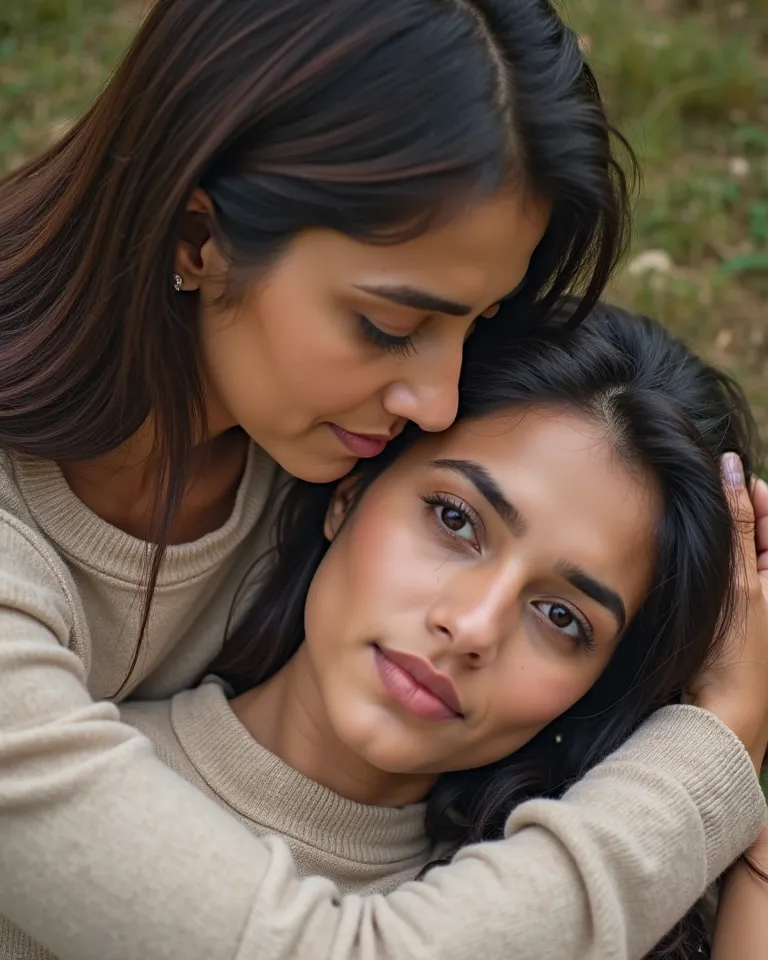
[377,646,463,716]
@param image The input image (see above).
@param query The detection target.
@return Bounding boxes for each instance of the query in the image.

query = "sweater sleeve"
[0,522,765,960]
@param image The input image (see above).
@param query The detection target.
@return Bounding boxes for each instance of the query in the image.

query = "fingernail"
[721,452,744,488]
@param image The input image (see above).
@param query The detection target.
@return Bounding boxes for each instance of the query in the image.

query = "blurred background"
[1,0,766,449]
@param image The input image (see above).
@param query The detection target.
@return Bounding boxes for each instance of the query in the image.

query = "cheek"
[487,656,605,734]
[203,286,383,415]
[448,659,603,774]
[253,283,392,402]
[305,500,421,642]
[307,489,446,642]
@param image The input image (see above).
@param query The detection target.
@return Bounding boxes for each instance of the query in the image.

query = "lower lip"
[372,645,459,722]
[329,424,387,458]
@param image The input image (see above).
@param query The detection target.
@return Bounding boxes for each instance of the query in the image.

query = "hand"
[746,822,768,871]
[688,456,768,771]
[710,819,768,959]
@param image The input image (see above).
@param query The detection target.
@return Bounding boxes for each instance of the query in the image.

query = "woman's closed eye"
[422,493,482,550]
[358,314,416,357]
[532,600,595,651]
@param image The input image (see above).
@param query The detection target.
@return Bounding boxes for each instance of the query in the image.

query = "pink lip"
[373,644,463,722]
[329,424,394,458]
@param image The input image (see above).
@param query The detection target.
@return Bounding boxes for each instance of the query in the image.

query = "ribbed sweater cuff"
[606,704,766,881]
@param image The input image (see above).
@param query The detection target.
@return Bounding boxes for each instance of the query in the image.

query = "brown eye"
[548,604,574,629]
[440,507,466,532]
[532,600,593,647]
[423,494,480,545]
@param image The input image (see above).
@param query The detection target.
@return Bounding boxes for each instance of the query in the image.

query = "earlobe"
[323,476,361,541]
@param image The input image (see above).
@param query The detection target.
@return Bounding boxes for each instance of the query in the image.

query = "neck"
[231,646,437,807]
[59,423,249,543]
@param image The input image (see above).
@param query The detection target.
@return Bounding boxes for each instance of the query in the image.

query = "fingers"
[722,453,757,572]
[751,477,768,574]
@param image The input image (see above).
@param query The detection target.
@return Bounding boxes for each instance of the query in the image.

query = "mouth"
[372,644,463,723]
[328,423,403,459]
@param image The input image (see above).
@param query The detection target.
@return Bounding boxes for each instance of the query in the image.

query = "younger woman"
[118,306,768,959]
[4,305,762,959]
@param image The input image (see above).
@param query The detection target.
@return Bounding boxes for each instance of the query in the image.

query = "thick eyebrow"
[354,284,472,317]
[556,561,627,633]
[429,458,526,535]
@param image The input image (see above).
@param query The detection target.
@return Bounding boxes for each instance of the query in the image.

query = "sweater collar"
[11,443,280,586]
[171,682,432,866]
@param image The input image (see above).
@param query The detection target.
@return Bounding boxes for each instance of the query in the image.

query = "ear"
[174,188,228,291]
[323,476,362,542]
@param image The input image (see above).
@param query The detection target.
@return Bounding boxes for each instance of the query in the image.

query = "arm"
[1,479,767,960]
[711,824,768,960]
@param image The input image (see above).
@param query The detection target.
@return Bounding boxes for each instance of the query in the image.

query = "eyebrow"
[354,284,472,317]
[430,458,627,632]
[556,561,627,633]
[429,458,526,535]
[353,278,530,319]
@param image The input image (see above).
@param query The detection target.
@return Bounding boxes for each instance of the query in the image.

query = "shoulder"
[120,699,180,766]
[120,688,216,794]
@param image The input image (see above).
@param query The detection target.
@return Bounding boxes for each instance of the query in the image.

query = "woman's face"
[186,188,550,481]
[302,407,661,776]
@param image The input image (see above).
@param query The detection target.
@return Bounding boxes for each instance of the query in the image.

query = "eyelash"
[532,601,596,652]
[359,315,417,357]
[423,493,596,651]
[421,493,482,549]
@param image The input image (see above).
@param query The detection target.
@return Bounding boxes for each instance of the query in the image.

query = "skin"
[711,822,768,959]
[233,406,661,807]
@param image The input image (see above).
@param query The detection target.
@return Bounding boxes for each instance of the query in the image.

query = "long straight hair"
[0,1,635,690]
[212,300,761,959]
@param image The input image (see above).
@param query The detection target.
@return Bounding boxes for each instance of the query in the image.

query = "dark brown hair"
[0,0,635,691]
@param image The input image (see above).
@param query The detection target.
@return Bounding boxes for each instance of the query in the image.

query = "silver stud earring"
[173,274,183,292]
[554,733,563,745]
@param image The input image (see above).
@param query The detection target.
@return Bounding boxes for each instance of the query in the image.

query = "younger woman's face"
[185,188,549,482]
[302,407,661,776]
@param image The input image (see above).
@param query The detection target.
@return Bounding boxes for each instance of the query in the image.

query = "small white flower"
[627,250,673,277]
[728,156,751,178]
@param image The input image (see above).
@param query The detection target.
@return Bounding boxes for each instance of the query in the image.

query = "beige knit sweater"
[0,446,765,960]
[0,681,438,959]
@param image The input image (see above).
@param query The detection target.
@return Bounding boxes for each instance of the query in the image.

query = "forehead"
[286,188,551,310]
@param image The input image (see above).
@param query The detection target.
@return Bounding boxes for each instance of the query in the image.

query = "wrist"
[694,696,766,772]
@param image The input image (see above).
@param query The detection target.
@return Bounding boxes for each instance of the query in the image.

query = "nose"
[381,337,463,433]
[426,567,518,667]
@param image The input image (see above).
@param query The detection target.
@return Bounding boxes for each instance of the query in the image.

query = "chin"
[336,716,437,776]
[294,460,357,483]
[265,444,357,483]
[366,749,436,777]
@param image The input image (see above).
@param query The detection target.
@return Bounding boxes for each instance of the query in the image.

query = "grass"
[1,0,767,450]
[563,0,768,459]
